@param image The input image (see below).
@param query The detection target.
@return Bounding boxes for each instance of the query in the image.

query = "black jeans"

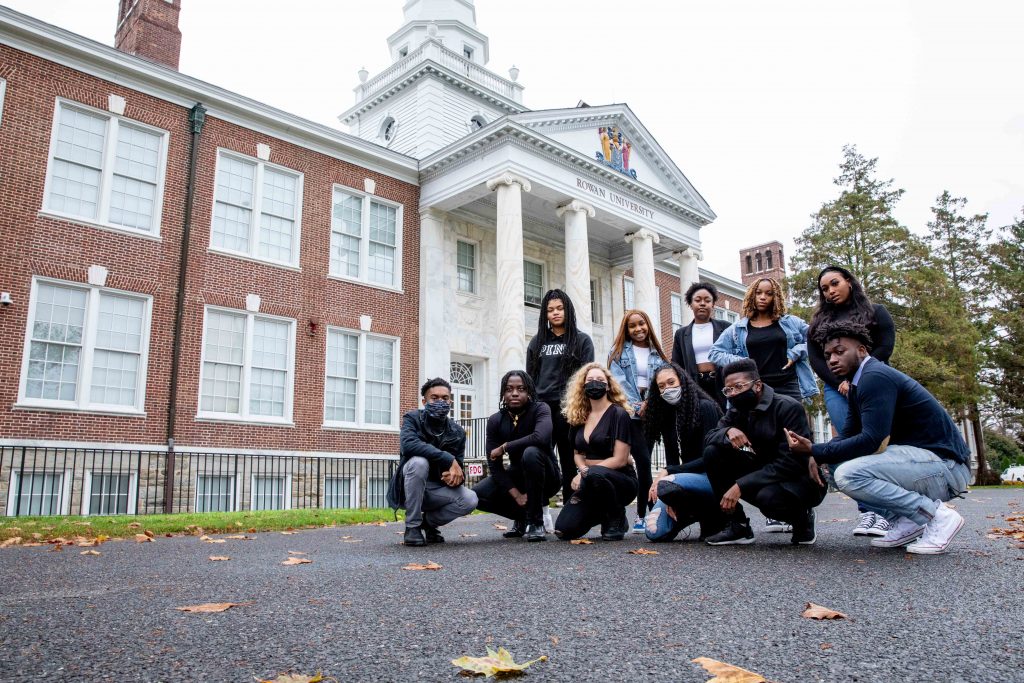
[696,370,727,411]
[703,442,814,531]
[629,418,653,518]
[545,400,576,501]
[654,411,681,467]
[554,465,638,540]
[473,447,561,525]
[765,377,802,403]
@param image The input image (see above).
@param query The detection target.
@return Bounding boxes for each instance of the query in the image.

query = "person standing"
[672,282,731,411]
[473,371,561,542]
[807,266,896,538]
[608,309,667,533]
[526,289,595,504]
[553,363,638,541]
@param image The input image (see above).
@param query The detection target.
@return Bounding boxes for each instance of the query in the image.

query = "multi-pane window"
[211,151,302,266]
[44,101,167,235]
[87,473,131,515]
[367,478,388,509]
[324,329,398,428]
[324,477,356,508]
[670,293,683,334]
[456,240,476,293]
[590,279,602,325]
[714,307,739,323]
[196,475,235,512]
[8,472,67,516]
[199,308,294,423]
[330,188,402,288]
[524,260,543,307]
[252,475,287,511]
[0,78,6,126]
[19,279,150,412]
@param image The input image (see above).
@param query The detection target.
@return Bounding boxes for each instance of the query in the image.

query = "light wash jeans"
[645,472,716,542]
[831,445,970,526]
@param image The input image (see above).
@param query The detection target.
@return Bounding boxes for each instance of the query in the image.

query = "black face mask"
[584,381,608,400]
[730,387,759,411]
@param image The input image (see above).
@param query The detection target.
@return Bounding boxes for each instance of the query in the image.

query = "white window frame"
[329,185,404,291]
[41,98,170,239]
[81,470,138,516]
[670,292,683,334]
[196,306,297,425]
[590,279,603,326]
[194,473,239,513]
[249,473,292,511]
[6,470,72,516]
[714,307,739,323]
[0,78,6,126]
[323,327,401,431]
[523,257,546,308]
[209,148,304,269]
[324,475,359,509]
[16,276,153,415]
[366,476,389,509]
[455,238,478,294]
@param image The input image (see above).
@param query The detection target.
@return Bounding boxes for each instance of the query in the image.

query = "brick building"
[0,1,756,516]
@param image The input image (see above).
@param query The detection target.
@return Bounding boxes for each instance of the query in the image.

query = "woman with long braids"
[642,362,725,541]
[526,289,595,504]
[473,370,561,541]
[608,309,667,533]
[553,362,637,541]
[808,265,896,538]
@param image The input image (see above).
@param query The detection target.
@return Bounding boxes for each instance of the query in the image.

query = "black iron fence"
[0,447,397,517]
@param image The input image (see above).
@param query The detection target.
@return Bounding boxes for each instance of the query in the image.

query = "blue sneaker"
[631,518,646,534]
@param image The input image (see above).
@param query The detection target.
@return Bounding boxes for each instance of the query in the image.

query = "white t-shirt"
[634,345,651,389]
[692,322,715,364]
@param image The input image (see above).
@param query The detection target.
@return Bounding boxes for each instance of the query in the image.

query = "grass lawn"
[0,507,402,544]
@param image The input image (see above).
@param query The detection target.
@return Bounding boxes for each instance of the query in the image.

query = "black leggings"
[473,447,561,525]
[629,418,653,518]
[554,466,638,540]
[546,400,576,501]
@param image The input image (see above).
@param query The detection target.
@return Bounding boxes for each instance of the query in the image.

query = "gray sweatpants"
[403,456,478,528]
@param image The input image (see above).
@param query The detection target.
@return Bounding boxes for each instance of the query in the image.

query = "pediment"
[510,105,715,220]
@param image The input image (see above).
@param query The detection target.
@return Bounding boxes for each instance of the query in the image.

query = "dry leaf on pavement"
[224,534,253,540]
[569,539,593,545]
[280,531,296,535]
[1,537,22,548]
[459,533,478,538]
[801,603,849,620]
[143,529,155,538]
[134,534,154,543]
[692,657,769,682]
[402,561,442,571]
[80,550,101,556]
[451,647,547,678]
[209,556,230,561]
[493,524,509,531]
[282,557,313,566]
[342,539,363,543]
[260,673,334,683]
[175,601,252,613]
[628,548,659,555]
[287,551,307,556]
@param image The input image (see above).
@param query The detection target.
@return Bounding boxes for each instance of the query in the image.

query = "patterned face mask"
[424,399,451,420]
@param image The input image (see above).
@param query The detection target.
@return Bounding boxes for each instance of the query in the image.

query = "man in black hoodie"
[388,378,478,547]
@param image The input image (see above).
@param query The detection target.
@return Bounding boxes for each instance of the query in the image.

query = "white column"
[610,266,626,330]
[419,209,449,380]
[625,228,660,318]
[675,246,702,325]
[556,199,596,335]
[486,171,532,373]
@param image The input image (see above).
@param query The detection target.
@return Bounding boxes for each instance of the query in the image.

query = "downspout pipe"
[164,102,207,513]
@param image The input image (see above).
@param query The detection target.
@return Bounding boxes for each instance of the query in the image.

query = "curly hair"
[608,309,668,365]
[643,362,721,445]
[497,370,537,412]
[561,362,633,426]
[685,281,719,305]
[741,277,786,321]
[808,266,877,342]
[815,320,874,350]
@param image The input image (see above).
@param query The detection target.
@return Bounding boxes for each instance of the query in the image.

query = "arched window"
[380,117,396,144]
[755,253,763,272]
[470,114,486,130]
[766,250,773,270]
[745,255,753,274]
[450,361,474,386]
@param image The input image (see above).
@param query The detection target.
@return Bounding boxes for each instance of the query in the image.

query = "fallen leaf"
[80,550,101,556]
[280,531,296,535]
[340,535,353,540]
[819,643,833,650]
[0,537,22,548]
[801,602,848,620]
[569,539,593,545]
[143,529,155,539]
[451,647,547,678]
[134,534,154,543]
[342,539,363,543]
[247,527,257,533]
[459,533,479,538]
[199,535,212,541]
[549,636,559,646]
[209,556,230,561]
[175,601,251,613]
[31,533,42,540]
[402,561,442,571]
[493,524,509,531]
[282,557,312,566]
[854,559,866,564]
[74,521,93,526]
[205,539,226,544]
[288,551,307,556]
[628,548,659,555]
[224,534,252,540]
[692,657,768,683]
[50,544,63,552]
[128,522,141,529]
[260,673,332,683]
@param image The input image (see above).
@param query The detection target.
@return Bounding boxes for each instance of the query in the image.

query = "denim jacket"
[609,341,666,415]
[708,314,819,401]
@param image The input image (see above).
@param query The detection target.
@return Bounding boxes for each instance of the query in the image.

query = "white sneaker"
[906,502,965,555]
[867,514,890,537]
[852,511,877,536]
[765,518,792,533]
[870,516,925,548]
[542,508,555,534]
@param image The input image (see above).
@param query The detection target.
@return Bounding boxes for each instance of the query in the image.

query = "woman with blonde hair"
[608,309,667,533]
[553,362,638,541]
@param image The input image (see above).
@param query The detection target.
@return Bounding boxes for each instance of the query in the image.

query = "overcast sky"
[6,0,1023,280]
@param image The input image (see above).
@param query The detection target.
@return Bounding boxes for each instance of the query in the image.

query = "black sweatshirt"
[527,331,595,402]
[484,402,557,493]
[808,303,895,388]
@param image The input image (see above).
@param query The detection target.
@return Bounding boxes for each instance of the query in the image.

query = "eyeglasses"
[722,380,756,397]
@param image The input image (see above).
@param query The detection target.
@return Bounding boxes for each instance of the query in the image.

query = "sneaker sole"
[852,529,873,536]
[864,528,889,537]
[794,536,816,545]
[705,536,755,546]
[905,516,965,555]
[870,527,924,548]
[765,527,788,533]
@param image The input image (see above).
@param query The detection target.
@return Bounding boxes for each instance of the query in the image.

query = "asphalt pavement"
[0,489,1022,682]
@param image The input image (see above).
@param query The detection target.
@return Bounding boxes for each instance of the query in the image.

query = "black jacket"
[386,409,466,509]
[706,385,825,503]
[485,402,558,492]
[664,396,724,475]
[672,318,731,378]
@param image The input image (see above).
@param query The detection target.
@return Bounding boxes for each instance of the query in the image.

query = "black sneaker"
[791,509,816,545]
[403,526,426,547]
[601,508,628,541]
[524,523,546,542]
[502,520,526,539]
[705,520,755,545]
[421,522,445,544]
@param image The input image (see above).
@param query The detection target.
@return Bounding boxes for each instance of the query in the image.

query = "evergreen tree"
[986,211,1024,419]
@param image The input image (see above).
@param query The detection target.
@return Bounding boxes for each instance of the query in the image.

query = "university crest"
[596,126,638,180]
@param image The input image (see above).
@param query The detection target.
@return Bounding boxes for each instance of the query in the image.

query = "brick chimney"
[115,0,182,70]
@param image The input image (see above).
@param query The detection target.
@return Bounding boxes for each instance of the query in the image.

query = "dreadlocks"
[643,362,722,446]
[527,289,589,391]
[498,370,537,412]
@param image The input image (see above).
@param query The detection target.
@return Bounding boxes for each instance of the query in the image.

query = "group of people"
[387,271,971,556]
